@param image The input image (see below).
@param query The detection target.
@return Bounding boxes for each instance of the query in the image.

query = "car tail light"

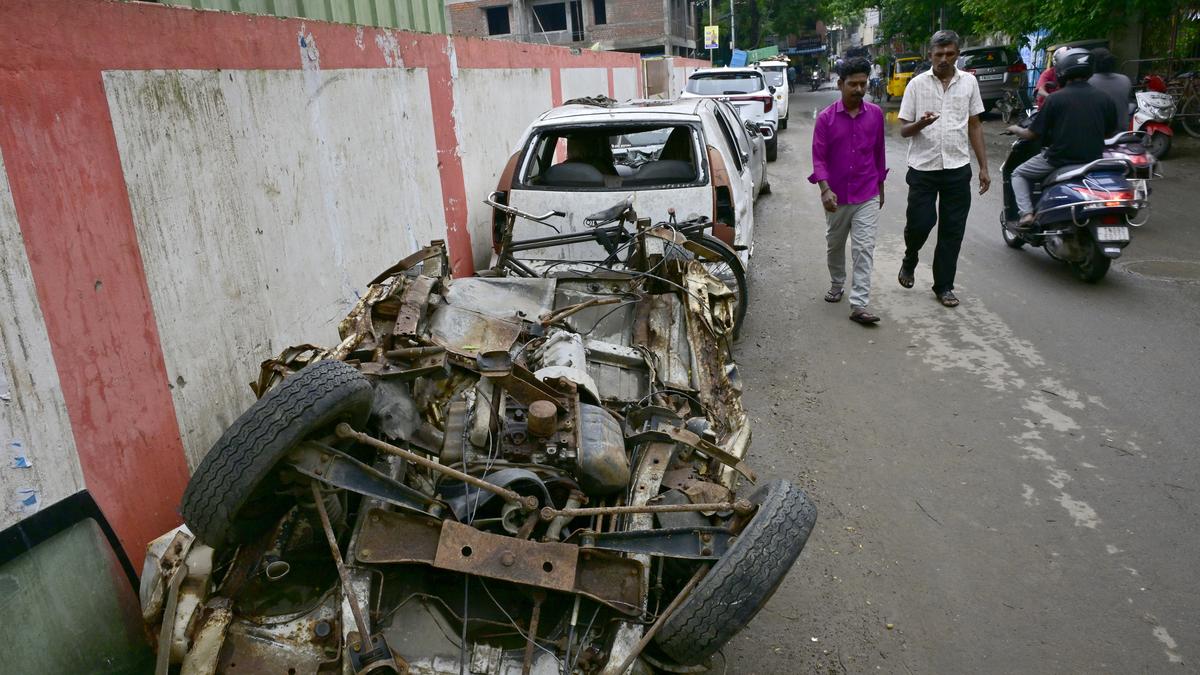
[731,94,772,113]
[1008,62,1027,74]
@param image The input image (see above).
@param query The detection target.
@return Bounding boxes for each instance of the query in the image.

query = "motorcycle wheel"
[1146,132,1171,160]
[1000,103,1013,125]
[1000,212,1025,249]
[1067,229,1111,283]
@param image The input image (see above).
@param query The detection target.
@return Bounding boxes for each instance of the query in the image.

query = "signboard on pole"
[704,26,719,50]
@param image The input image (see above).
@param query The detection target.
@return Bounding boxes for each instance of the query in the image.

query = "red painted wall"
[0,0,643,568]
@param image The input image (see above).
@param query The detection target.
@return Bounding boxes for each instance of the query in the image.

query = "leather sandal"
[898,265,915,289]
[824,286,845,303]
[936,290,960,307]
[849,307,881,325]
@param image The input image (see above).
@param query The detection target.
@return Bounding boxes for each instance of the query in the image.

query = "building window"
[592,0,607,25]
[485,6,510,35]
[532,2,568,32]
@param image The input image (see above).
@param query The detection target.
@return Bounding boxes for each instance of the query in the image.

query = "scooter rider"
[1007,48,1119,229]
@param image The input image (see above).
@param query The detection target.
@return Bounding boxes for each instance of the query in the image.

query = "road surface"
[718,84,1200,673]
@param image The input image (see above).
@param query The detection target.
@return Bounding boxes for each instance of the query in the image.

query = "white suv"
[754,59,791,130]
[681,67,780,161]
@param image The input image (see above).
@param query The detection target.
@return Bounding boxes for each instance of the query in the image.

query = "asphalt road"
[717,84,1200,673]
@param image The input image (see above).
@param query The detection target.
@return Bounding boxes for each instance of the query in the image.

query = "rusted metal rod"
[310,482,372,647]
[521,591,546,675]
[336,423,539,511]
[540,499,753,522]
[611,563,710,674]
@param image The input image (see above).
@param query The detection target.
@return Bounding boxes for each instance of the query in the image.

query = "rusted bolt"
[700,532,713,542]
[501,551,516,567]
[360,549,372,560]
[521,495,540,512]
[700,547,713,556]
[733,498,754,515]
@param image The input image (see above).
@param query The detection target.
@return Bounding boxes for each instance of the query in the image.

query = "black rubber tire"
[766,137,778,162]
[1068,231,1111,283]
[760,180,772,195]
[180,360,373,549]
[1180,95,1200,138]
[653,480,817,665]
[1001,211,1025,249]
[688,233,749,339]
[1146,132,1171,160]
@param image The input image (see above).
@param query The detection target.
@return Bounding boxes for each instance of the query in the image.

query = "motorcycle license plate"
[1096,226,1130,242]
[979,74,1003,81]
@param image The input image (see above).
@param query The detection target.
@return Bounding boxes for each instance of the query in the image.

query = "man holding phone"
[896,30,990,308]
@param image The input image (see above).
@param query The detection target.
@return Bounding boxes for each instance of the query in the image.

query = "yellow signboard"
[704,26,719,50]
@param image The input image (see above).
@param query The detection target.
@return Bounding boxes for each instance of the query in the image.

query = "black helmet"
[1055,48,1094,81]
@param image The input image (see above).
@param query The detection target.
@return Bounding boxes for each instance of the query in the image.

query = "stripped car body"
[141,237,815,674]
[491,99,767,269]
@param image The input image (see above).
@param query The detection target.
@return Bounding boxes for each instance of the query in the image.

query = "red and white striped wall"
[0,0,653,567]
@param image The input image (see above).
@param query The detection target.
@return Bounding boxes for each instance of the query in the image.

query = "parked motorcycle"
[1131,89,1175,159]
[1001,116,1145,282]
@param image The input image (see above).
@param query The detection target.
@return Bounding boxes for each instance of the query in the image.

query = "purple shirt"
[808,99,888,205]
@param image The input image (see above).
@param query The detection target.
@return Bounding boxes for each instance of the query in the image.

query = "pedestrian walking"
[1089,47,1132,132]
[809,57,888,325]
[896,30,991,308]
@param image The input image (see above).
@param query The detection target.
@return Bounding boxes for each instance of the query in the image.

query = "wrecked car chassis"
[144,229,816,675]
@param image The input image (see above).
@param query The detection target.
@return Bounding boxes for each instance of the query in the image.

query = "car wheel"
[766,136,778,162]
[179,360,373,549]
[653,480,817,665]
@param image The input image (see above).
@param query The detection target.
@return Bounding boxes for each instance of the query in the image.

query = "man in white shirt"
[896,30,991,308]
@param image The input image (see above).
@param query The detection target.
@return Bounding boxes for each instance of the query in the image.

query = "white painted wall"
[612,67,639,101]
[0,153,86,528]
[104,68,446,467]
[561,67,609,102]
[454,68,554,265]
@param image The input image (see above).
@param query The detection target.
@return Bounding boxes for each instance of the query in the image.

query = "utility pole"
[730,0,736,53]
[709,0,714,64]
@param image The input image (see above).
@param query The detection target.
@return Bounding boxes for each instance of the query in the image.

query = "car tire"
[653,479,817,665]
[180,359,373,549]
[766,137,778,162]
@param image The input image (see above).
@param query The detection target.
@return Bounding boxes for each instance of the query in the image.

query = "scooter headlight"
[1148,102,1176,118]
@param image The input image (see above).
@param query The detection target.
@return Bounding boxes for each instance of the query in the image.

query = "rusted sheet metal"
[353,509,644,615]
[354,508,442,564]
[434,520,579,592]
[393,275,436,337]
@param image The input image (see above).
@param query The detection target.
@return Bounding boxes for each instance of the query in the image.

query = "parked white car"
[490,98,768,267]
[754,59,791,130]
[680,67,780,161]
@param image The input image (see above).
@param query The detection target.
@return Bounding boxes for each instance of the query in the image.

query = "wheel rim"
[1180,97,1200,138]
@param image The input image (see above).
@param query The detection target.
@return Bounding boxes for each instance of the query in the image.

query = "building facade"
[448,0,696,56]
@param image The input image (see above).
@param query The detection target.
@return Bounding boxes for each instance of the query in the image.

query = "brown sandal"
[824,287,845,303]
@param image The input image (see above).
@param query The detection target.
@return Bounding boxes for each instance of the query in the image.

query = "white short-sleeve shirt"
[898,68,985,171]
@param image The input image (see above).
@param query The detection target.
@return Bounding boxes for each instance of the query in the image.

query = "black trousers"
[903,165,972,294]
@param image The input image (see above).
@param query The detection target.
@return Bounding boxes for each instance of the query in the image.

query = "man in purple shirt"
[808,57,888,325]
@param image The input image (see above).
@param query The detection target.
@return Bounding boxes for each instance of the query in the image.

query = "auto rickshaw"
[886,53,923,100]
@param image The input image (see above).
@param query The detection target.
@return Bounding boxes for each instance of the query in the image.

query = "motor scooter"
[1131,89,1175,159]
[1001,115,1146,282]
[810,69,822,91]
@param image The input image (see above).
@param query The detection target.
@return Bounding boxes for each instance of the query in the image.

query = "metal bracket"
[287,442,441,515]
[569,526,733,560]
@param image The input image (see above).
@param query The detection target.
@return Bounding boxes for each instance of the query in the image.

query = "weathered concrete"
[0,153,87,530]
